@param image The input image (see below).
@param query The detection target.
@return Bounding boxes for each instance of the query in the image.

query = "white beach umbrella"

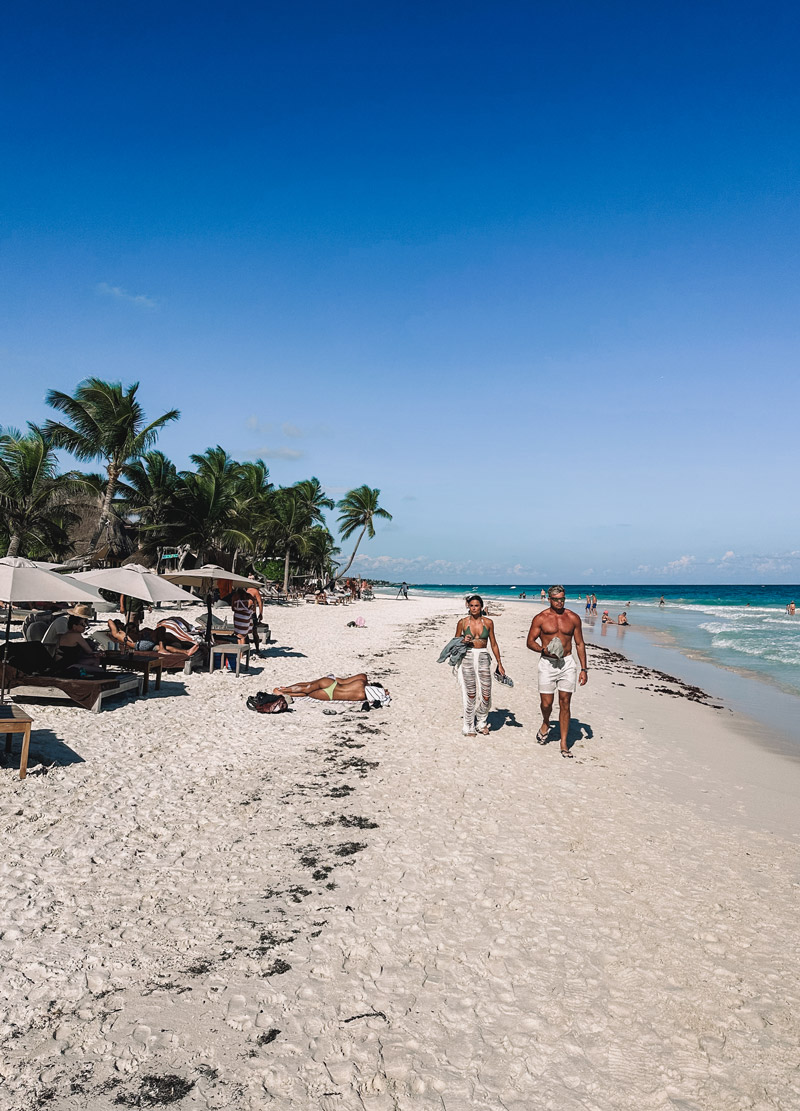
[72,564,197,605]
[0,557,102,607]
[161,564,254,588]
[0,557,103,705]
[162,564,255,643]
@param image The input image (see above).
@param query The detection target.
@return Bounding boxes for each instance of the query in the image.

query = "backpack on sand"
[246,692,289,714]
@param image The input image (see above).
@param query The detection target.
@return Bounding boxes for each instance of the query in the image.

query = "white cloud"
[282,423,303,438]
[245,446,304,461]
[666,555,696,572]
[96,282,157,309]
[640,549,800,580]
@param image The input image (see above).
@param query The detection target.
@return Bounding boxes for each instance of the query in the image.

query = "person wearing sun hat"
[41,603,94,657]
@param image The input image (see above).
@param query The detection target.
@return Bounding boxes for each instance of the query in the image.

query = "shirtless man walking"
[526,585,588,758]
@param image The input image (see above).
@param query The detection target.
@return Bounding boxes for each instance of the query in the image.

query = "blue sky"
[2,1,799,583]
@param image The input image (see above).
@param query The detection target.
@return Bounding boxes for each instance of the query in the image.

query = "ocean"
[379,584,800,745]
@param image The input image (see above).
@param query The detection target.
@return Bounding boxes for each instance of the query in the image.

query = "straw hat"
[65,604,94,618]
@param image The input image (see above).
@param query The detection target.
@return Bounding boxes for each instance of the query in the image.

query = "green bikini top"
[464,620,490,640]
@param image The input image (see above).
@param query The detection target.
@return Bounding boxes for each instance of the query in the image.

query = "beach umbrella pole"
[1,604,12,707]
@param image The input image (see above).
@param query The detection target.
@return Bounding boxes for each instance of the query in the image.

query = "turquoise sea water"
[383,583,800,703]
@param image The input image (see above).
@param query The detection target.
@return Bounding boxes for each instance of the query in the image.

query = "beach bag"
[246,691,289,714]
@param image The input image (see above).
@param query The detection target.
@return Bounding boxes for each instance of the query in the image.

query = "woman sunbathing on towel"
[273,673,391,705]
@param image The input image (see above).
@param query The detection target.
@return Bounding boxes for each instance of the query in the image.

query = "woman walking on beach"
[455,595,506,737]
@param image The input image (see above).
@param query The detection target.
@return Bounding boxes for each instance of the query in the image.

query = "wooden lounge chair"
[2,640,143,712]
[6,667,142,712]
[94,629,203,672]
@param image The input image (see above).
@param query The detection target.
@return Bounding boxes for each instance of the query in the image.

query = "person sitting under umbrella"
[57,615,104,675]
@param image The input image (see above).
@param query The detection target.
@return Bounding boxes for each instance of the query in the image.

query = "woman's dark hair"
[466,594,485,614]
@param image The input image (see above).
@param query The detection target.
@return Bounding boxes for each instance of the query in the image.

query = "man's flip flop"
[536,727,550,744]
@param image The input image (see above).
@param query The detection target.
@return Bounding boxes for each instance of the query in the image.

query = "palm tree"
[231,460,274,568]
[292,477,334,527]
[261,488,311,592]
[303,526,340,583]
[116,450,179,527]
[156,470,247,566]
[190,445,241,483]
[116,450,179,563]
[0,426,83,558]
[43,378,179,558]
[335,486,392,580]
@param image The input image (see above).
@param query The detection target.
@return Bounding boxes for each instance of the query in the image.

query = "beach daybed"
[2,641,143,712]
[6,667,142,713]
[93,629,203,673]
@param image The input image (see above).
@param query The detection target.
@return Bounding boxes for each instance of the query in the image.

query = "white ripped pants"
[459,647,492,734]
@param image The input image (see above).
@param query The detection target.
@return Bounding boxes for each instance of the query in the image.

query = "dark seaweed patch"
[113,1074,194,1106]
[334,841,367,857]
[339,815,378,829]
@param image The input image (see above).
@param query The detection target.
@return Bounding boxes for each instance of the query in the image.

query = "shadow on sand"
[1,727,84,773]
[486,710,594,749]
[564,718,594,751]
[488,707,524,730]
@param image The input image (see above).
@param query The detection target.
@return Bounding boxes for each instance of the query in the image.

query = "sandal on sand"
[478,726,490,735]
[561,749,574,759]
[536,726,550,744]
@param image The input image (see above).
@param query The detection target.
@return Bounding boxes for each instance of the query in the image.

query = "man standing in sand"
[526,585,588,758]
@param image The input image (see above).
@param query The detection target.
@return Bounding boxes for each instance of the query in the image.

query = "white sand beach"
[2,596,800,1110]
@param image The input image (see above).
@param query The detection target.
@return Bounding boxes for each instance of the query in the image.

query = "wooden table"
[99,652,163,695]
[209,642,250,676]
[0,704,33,779]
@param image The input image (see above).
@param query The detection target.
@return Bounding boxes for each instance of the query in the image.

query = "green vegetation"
[0,379,391,586]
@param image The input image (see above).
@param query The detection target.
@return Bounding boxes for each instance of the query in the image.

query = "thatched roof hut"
[65,497,138,567]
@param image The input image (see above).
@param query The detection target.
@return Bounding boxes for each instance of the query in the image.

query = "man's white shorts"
[538,655,578,693]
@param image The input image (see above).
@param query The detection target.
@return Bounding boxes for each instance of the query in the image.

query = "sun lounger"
[6,668,143,712]
[94,629,203,672]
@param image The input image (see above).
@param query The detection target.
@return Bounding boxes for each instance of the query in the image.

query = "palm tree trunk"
[88,467,119,555]
[6,534,21,558]
[283,549,291,593]
[335,523,367,581]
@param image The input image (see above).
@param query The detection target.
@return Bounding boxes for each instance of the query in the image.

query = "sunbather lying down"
[273,673,391,705]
